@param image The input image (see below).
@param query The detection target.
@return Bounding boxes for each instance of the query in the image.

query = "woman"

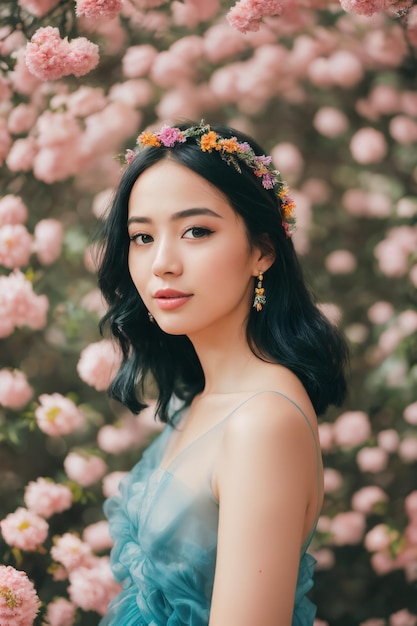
[97,121,348,626]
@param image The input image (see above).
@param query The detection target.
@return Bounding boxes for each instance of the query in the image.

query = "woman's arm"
[209,393,320,626]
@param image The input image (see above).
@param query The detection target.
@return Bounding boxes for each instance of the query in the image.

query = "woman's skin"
[127,159,323,626]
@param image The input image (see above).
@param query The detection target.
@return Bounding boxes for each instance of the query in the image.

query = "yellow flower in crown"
[200,131,219,152]
[137,131,161,147]
[219,137,240,154]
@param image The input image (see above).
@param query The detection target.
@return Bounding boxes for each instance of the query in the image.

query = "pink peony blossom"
[350,127,388,164]
[227,0,283,34]
[0,565,40,626]
[377,429,400,452]
[370,84,401,115]
[0,368,33,409]
[83,520,113,551]
[77,339,122,391]
[333,411,371,448]
[399,438,417,463]
[405,491,417,521]
[356,446,389,473]
[17,0,60,17]
[35,393,84,436]
[313,106,348,138]
[108,79,154,108]
[7,103,38,135]
[51,533,93,572]
[371,550,395,575]
[64,452,107,487]
[64,86,107,117]
[389,609,417,626]
[271,142,304,177]
[25,27,99,81]
[331,511,366,545]
[389,115,417,144]
[325,250,357,274]
[397,198,417,218]
[364,524,392,552]
[0,195,28,227]
[44,597,76,626]
[68,556,122,615]
[102,471,128,498]
[323,467,343,493]
[0,270,49,338]
[368,301,394,325]
[0,223,33,269]
[122,44,158,78]
[0,507,48,551]
[24,478,72,518]
[404,402,417,425]
[351,486,388,514]
[33,219,64,265]
[339,0,384,16]
[0,119,12,167]
[318,422,334,453]
[328,50,364,88]
[76,0,123,19]
[310,548,335,570]
[6,136,38,172]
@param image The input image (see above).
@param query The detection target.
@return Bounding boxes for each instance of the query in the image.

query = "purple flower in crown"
[238,141,251,152]
[125,149,136,164]
[261,172,275,189]
[254,155,272,167]
[157,125,186,148]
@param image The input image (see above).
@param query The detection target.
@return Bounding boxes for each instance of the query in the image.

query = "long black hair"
[97,122,349,420]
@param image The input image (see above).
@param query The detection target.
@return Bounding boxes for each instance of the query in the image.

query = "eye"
[182,227,214,239]
[129,233,153,245]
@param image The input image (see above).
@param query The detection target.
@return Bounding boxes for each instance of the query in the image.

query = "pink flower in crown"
[125,149,136,164]
[0,507,49,551]
[0,565,40,626]
[261,172,275,189]
[237,142,251,152]
[156,125,186,148]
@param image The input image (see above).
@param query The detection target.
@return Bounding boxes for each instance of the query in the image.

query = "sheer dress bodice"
[101,392,321,626]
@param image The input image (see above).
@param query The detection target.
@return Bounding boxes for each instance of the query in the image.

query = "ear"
[252,234,275,275]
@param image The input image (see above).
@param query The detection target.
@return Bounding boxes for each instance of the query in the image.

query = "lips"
[152,289,193,311]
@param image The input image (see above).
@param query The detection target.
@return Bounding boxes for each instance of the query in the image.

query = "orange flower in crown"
[200,131,220,152]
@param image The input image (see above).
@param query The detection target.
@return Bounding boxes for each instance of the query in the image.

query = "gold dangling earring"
[148,311,155,323]
[253,271,266,312]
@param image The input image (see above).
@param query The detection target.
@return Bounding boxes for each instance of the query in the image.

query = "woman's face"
[127,159,267,339]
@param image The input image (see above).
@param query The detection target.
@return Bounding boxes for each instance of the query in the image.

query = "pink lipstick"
[153,289,193,310]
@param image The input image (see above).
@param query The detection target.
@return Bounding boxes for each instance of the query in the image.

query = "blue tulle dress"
[101,392,321,626]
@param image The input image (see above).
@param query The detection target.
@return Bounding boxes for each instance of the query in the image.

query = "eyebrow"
[127,207,224,225]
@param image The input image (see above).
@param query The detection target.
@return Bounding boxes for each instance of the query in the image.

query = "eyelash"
[129,226,214,245]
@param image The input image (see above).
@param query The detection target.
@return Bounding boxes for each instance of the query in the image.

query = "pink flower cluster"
[77,339,122,391]
[44,597,76,626]
[76,0,124,19]
[0,270,49,338]
[25,27,99,81]
[35,393,85,436]
[24,478,73,518]
[227,0,283,34]
[0,368,33,409]
[17,0,60,17]
[0,565,40,626]
[64,452,107,487]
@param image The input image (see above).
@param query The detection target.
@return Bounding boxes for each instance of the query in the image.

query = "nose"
[152,236,182,277]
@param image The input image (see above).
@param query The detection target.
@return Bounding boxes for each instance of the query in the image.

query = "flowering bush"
[0,0,417,624]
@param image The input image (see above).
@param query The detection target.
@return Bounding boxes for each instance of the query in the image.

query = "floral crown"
[125,122,296,237]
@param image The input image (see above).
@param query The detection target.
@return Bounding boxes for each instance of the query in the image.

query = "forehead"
[128,159,231,215]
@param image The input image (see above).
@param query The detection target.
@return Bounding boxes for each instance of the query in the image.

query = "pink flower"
[328,50,364,88]
[17,0,60,17]
[271,142,303,177]
[339,0,384,16]
[227,0,283,34]
[25,27,99,81]
[350,127,388,164]
[64,452,107,487]
[333,411,371,448]
[44,597,76,626]
[356,446,389,473]
[65,86,107,117]
[156,124,186,147]
[83,520,113,551]
[122,44,158,78]
[331,511,366,546]
[24,478,72,518]
[0,195,28,227]
[360,620,386,626]
[364,524,392,552]
[6,137,38,172]
[325,250,357,274]
[371,550,395,575]
[0,224,33,269]
[351,486,388,514]
[51,533,93,572]
[399,438,417,463]
[377,429,400,453]
[7,103,38,135]
[404,401,417,425]
[318,422,334,453]
[0,565,40,626]
[77,339,122,391]
[389,609,417,626]
[310,548,335,570]
[323,467,343,493]
[0,270,49,338]
[389,115,417,144]
[405,491,417,521]
[0,507,48,551]
[68,556,122,615]
[313,106,348,138]
[35,393,84,436]
[0,368,33,409]
[33,219,63,265]
[102,471,128,498]
[368,301,394,325]
[97,417,142,454]
[76,0,123,19]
